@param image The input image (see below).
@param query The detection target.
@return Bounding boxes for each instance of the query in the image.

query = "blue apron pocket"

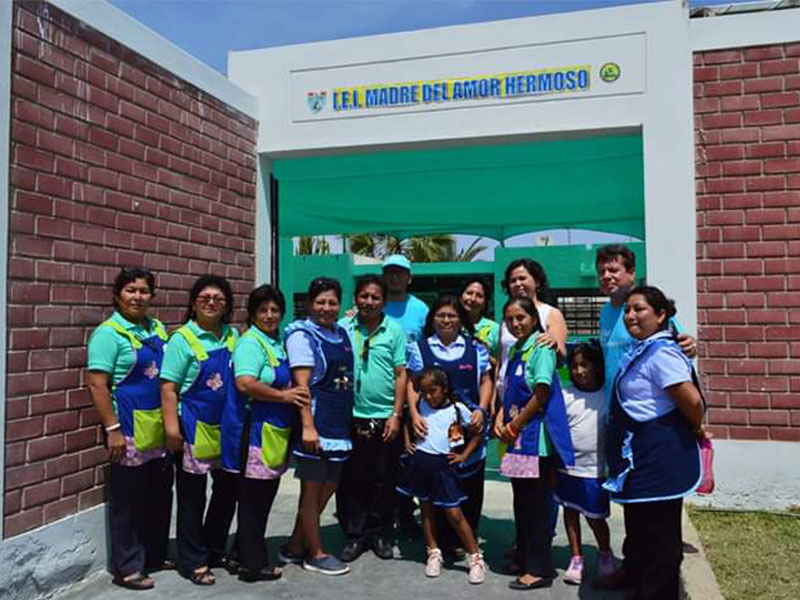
[193,420,222,460]
[261,422,291,469]
[133,408,165,451]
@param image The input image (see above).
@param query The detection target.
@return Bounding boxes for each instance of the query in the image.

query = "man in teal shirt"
[336,275,408,562]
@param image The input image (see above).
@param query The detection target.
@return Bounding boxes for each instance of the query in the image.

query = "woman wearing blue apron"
[160,275,239,586]
[223,284,310,582]
[600,286,705,600]
[281,278,354,576]
[87,268,173,591]
[495,297,575,590]
[407,296,493,556]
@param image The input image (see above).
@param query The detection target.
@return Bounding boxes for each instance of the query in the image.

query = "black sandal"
[238,565,282,583]
[112,572,154,591]
[189,567,215,586]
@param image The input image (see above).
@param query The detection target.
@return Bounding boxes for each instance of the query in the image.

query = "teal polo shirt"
[160,320,238,395]
[87,311,165,387]
[510,332,556,456]
[339,314,407,419]
[233,326,286,385]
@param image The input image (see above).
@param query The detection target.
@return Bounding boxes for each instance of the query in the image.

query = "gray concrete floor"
[57,470,626,600]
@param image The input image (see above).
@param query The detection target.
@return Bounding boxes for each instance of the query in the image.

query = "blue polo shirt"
[385,294,429,343]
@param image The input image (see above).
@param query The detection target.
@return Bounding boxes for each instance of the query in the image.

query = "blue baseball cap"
[382,254,412,272]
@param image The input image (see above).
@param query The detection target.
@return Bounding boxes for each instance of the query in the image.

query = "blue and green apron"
[603,338,703,503]
[292,325,354,462]
[503,345,575,467]
[418,338,487,477]
[174,325,236,467]
[102,318,168,461]
[221,330,295,475]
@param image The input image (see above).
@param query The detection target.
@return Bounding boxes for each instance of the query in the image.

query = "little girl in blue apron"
[398,367,486,585]
[600,286,705,600]
[553,342,616,585]
[496,297,575,591]
[281,278,354,577]
[87,268,173,591]
[223,284,309,582]
[160,275,239,586]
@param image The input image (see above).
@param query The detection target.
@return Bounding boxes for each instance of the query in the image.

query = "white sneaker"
[596,550,616,579]
[425,547,443,578]
[467,553,486,584]
[564,555,584,585]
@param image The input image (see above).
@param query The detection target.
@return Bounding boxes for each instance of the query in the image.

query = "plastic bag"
[696,436,715,495]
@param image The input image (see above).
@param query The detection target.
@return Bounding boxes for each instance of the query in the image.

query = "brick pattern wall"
[5,1,258,537]
[694,43,800,443]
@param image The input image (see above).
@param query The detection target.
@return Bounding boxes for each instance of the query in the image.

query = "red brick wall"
[694,43,800,443]
[5,1,257,537]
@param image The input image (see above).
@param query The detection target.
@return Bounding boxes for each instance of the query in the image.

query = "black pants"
[176,466,237,573]
[511,458,554,578]
[337,419,402,541]
[236,476,280,571]
[622,498,684,600]
[436,460,485,549]
[108,456,173,577]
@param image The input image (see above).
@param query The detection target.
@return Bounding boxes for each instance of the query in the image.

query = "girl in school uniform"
[222,284,310,582]
[599,286,705,600]
[87,268,173,591]
[554,342,616,585]
[160,275,239,585]
[398,367,486,584]
[495,297,575,591]
[280,277,354,576]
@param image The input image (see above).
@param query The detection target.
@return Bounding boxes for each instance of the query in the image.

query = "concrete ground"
[56,469,627,600]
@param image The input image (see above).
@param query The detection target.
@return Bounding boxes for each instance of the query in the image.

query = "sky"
[109,0,756,258]
[110,0,757,75]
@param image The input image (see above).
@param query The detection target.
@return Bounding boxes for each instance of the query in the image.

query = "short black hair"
[354,275,387,299]
[246,284,286,327]
[502,297,544,333]
[595,244,636,272]
[112,267,155,310]
[423,295,474,338]
[308,277,342,302]
[183,274,234,324]
[501,258,551,302]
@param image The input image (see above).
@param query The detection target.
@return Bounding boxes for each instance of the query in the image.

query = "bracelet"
[104,422,121,433]
[505,422,517,437]
[391,413,401,419]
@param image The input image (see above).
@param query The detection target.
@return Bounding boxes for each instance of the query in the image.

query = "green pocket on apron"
[261,422,291,469]
[133,408,166,451]
[193,421,221,460]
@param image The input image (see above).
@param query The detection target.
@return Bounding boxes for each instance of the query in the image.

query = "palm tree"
[297,236,331,255]
[348,233,457,262]
[440,237,488,262]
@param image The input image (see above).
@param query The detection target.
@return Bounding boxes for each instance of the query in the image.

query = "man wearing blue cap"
[382,255,429,343]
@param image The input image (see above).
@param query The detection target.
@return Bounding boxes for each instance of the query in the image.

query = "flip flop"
[508,576,553,590]
[189,567,216,586]
[112,572,154,591]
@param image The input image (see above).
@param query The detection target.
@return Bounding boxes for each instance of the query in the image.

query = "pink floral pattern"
[205,372,223,391]
[500,453,540,479]
[119,436,166,467]
[244,446,287,480]
[182,441,219,474]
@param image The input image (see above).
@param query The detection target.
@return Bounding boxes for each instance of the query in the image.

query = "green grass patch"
[687,505,800,600]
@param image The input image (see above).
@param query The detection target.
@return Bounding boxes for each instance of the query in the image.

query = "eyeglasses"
[433,313,459,321]
[197,294,227,305]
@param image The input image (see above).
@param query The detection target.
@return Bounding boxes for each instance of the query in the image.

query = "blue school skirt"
[553,471,610,519]
[396,451,467,508]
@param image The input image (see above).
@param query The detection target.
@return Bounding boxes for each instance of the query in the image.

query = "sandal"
[145,559,176,573]
[189,567,216,586]
[238,565,283,582]
[112,572,154,591]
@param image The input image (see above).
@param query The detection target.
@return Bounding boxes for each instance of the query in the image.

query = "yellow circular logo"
[600,62,621,83]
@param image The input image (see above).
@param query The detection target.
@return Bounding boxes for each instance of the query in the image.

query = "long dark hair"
[458,276,492,319]
[568,341,605,388]
[502,297,544,334]
[415,366,457,406]
[626,285,677,334]
[423,295,474,339]
[501,258,551,302]
[183,274,234,324]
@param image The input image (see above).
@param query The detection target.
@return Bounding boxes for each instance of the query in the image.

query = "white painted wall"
[229,0,698,334]
[691,7,800,51]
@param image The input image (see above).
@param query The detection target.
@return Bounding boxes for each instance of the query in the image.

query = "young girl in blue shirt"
[398,367,486,584]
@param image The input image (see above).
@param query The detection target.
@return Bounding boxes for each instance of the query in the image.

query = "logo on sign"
[307,91,327,113]
[599,62,621,83]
